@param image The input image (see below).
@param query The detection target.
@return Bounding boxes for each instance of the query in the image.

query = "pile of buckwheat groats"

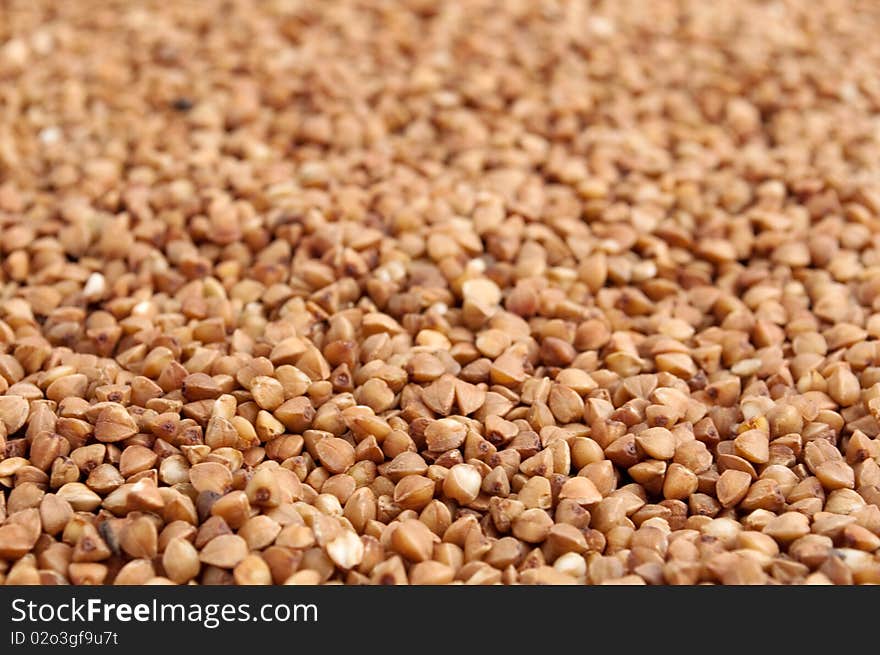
[2,0,880,585]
